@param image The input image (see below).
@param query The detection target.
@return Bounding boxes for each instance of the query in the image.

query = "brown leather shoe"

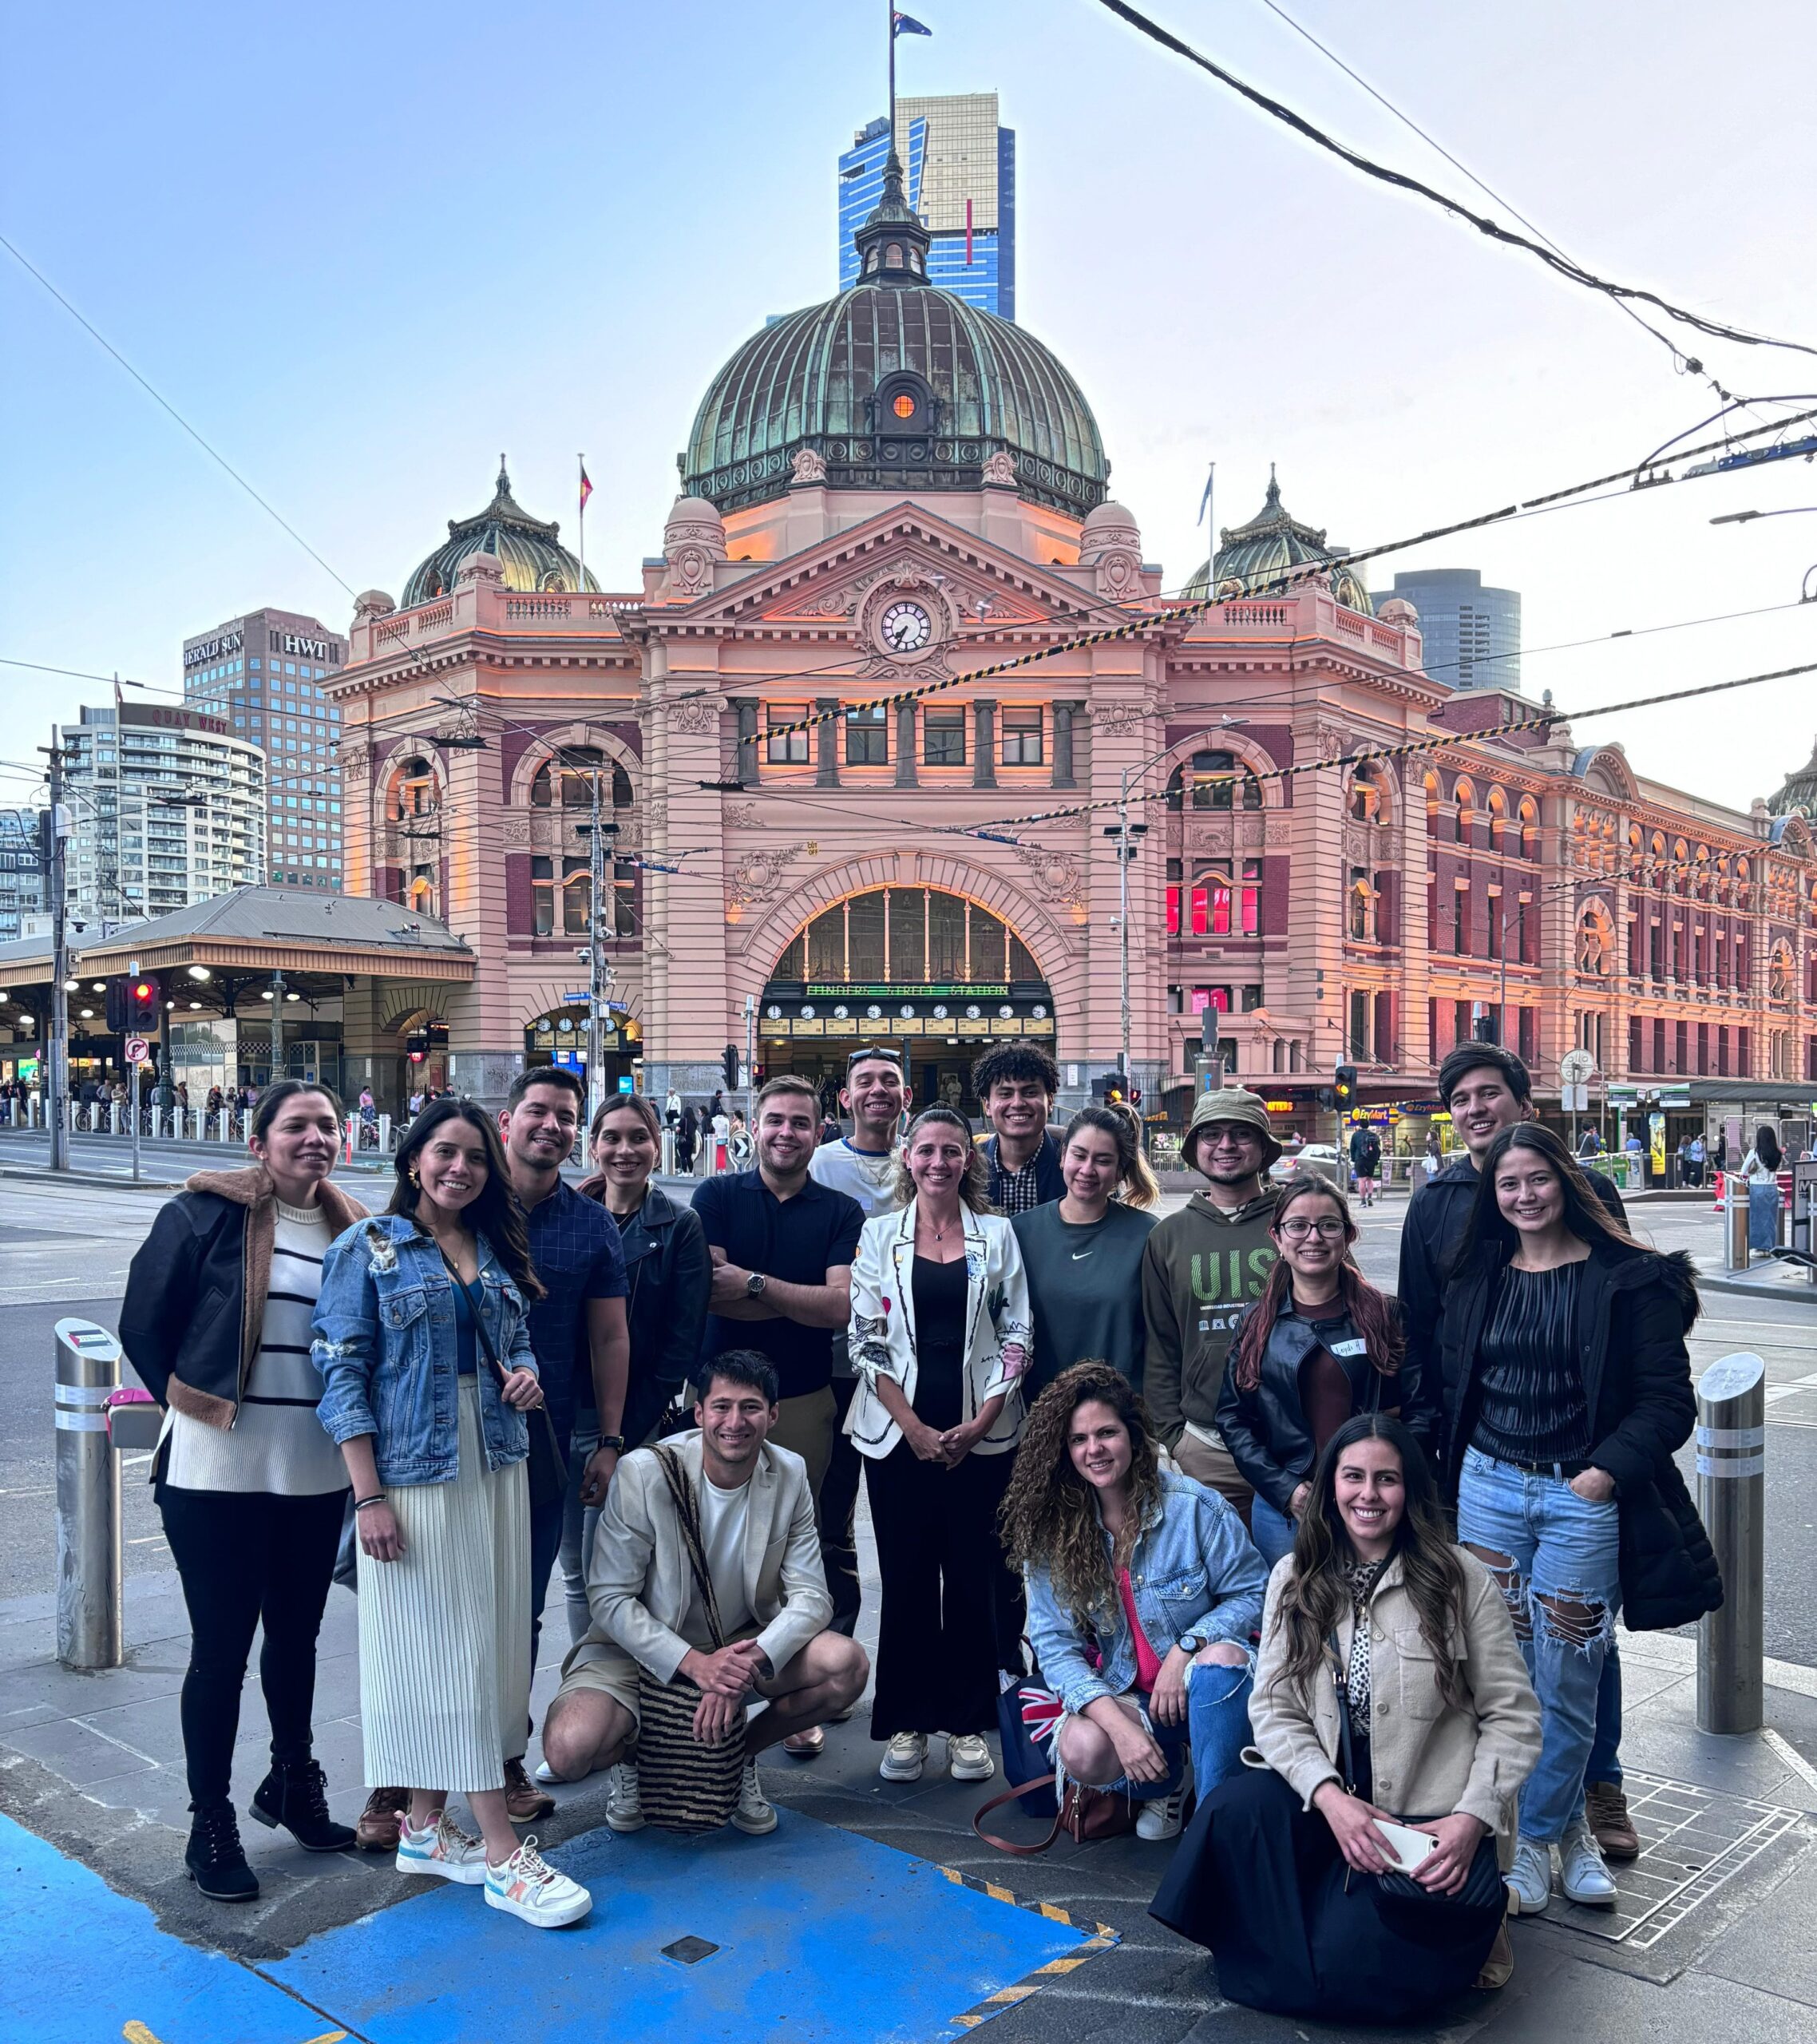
[355,1785,409,1853]
[1585,1779,1640,1860]
[504,1756,556,1823]
[1474,1918,1514,1991]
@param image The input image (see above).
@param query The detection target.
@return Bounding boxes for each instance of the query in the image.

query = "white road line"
[1766,1371,1817,1405]
[1619,1628,1817,1701]
[1763,1727,1817,1794]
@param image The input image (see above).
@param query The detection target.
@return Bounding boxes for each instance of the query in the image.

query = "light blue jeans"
[1249,1492,1298,1571]
[1457,1446,1621,1843]
[1186,1660,1254,1800]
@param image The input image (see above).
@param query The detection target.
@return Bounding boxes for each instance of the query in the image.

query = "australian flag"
[893,11,933,36]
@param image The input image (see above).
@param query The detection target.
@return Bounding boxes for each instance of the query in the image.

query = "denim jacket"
[1024,1471,1268,1717]
[313,1214,538,1485]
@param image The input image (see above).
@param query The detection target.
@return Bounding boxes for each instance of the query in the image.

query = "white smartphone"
[1374,1820,1439,1874]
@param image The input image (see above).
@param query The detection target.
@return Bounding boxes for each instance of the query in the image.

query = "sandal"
[783,1726,825,1758]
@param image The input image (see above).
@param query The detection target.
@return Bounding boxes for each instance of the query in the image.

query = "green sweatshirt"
[1141,1185,1282,1444]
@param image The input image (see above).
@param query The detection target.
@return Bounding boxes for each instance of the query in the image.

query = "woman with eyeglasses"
[1215,1176,1415,1569]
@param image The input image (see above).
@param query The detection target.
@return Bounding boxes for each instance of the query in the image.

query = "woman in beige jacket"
[1151,1413,1541,2022]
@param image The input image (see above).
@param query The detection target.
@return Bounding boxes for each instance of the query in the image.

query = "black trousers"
[865,1440,1013,1740]
[158,1485,347,1804]
[818,1377,864,1638]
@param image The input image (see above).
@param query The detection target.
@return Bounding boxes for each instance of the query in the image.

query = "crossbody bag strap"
[654,1446,726,1652]
[437,1244,567,1477]
[971,1776,1067,1856]
[1327,1628,1358,1795]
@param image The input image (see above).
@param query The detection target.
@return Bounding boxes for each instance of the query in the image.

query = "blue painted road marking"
[268,1810,1094,2042]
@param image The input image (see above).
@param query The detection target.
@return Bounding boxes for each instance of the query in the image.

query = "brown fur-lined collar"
[183,1162,368,1232]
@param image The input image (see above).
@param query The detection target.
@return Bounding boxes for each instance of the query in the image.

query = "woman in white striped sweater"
[120,1080,369,1903]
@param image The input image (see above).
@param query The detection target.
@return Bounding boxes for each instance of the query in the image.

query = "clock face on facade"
[879,600,933,654]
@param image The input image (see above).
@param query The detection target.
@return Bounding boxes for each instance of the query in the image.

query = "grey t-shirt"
[1011,1200,1159,1401]
[808,1139,901,1377]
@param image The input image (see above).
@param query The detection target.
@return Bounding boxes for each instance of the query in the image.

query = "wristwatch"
[745,1270,768,1300]
[596,1434,626,1453]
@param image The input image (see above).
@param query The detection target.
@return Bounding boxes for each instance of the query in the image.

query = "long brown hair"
[1226,1175,1403,1394]
[999,1363,1164,1632]
[891,1105,992,1212]
[1265,1413,1470,1712]
[1459,1123,1646,1271]
[1060,1103,1160,1210]
[389,1098,545,1301]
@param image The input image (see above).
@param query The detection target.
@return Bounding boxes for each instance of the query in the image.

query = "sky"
[3,0,1815,816]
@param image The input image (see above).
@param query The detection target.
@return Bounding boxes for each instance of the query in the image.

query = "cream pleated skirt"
[356,1378,530,1793]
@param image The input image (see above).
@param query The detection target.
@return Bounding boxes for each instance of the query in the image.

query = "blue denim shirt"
[1024,1471,1268,1717]
[313,1215,538,1484]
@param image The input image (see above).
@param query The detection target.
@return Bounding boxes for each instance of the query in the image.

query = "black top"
[451,1275,483,1377]
[693,1169,865,1401]
[910,1254,968,1432]
[1469,1261,1591,1464]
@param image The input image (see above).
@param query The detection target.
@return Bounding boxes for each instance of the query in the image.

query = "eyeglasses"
[1278,1218,1348,1240]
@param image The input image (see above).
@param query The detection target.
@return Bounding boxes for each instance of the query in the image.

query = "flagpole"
[887,0,896,158]
[577,453,587,593]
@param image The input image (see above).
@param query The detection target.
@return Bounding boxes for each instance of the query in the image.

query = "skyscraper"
[837,93,1015,319]
[182,607,346,889]
[1376,568,1521,691]
[0,808,42,942]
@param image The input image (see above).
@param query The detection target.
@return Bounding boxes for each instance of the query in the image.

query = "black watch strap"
[596,1433,626,1452]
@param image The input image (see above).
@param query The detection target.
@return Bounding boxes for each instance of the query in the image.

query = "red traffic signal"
[129,974,160,1024]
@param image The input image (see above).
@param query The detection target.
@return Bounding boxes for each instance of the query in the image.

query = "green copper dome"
[1184,469,1372,615]
[679,154,1107,519]
[402,459,599,607]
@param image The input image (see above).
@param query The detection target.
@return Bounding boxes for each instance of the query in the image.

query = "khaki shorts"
[553,1618,766,1730]
[1170,1429,1255,1527]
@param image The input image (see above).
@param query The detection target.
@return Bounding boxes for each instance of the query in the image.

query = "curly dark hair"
[1265,1412,1469,1713]
[389,1097,544,1301]
[998,1362,1163,1633]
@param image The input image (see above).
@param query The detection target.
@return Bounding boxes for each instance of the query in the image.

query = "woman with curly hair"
[1151,1414,1540,2018]
[1003,1363,1266,1842]
[1217,1176,1415,1568]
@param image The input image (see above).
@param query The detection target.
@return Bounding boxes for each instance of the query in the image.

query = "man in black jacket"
[1399,1043,1638,1862]
[972,1044,1067,1214]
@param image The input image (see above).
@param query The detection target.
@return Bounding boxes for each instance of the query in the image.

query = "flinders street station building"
[328,159,1817,1144]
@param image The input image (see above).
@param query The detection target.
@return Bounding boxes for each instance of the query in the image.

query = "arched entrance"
[525,1001,643,1094]
[758,885,1054,1111]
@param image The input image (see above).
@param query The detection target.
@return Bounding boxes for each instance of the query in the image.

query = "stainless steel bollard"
[1696,1352,1765,1734]
[54,1317,124,1671]
[1723,1178,1751,1270]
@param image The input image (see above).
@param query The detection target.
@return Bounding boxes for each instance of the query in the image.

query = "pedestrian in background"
[570,1093,711,1639]
[1439,1124,1716,1915]
[314,1099,592,1930]
[1003,1363,1265,1843]
[1154,1415,1541,2017]
[846,1106,1031,1785]
[1347,1120,1381,1206]
[1012,1103,1159,1401]
[1217,1175,1411,1567]
[121,1081,368,1903]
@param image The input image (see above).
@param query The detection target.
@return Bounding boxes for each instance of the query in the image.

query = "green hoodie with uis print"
[1141,1184,1282,1445]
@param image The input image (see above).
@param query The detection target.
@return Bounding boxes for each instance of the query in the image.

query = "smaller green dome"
[1184,469,1372,614]
[402,458,599,606]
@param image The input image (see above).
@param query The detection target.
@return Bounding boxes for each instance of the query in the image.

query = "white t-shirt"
[808,1136,901,1219]
[682,1475,754,1648]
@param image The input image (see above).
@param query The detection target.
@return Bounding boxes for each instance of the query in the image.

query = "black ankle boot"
[186,1798,259,1902]
[249,1757,357,1853]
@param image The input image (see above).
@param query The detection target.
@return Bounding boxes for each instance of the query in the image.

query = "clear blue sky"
[3,0,1814,810]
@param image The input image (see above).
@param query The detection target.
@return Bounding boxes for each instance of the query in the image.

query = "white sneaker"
[484,1836,592,1928]
[730,1761,778,1836]
[532,1760,560,1786]
[947,1733,996,1782]
[1506,1834,1552,1915]
[605,1761,646,1835]
[1136,1789,1187,1840]
[1558,1820,1618,1907]
[395,1808,488,1886]
[879,1732,928,1782]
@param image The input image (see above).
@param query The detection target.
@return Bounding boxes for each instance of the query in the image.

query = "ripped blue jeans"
[1457,1446,1621,1844]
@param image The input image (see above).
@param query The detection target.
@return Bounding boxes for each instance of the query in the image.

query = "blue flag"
[1197,465,1215,525]
[893,11,933,36]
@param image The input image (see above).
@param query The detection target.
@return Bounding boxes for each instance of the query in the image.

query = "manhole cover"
[1550,1771,1801,1948]
[661,1936,722,1966]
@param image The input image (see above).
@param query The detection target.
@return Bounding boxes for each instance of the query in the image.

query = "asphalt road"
[3,1173,1813,1664]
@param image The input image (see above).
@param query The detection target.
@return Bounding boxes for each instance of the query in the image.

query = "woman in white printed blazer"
[845,1106,1032,1785]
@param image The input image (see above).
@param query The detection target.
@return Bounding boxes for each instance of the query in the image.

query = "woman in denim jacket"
[314,1099,589,1931]
[1002,1364,1268,1841]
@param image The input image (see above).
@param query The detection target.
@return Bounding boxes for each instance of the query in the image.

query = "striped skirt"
[356,1378,530,1794]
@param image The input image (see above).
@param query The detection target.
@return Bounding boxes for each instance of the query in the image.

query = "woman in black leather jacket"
[563,1093,711,1641]
[1215,1175,1413,1568]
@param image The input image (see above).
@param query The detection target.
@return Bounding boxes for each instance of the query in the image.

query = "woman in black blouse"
[1438,1124,1713,1919]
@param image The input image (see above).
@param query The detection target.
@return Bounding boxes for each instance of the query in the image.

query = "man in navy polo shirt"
[694,1075,864,1507]
[499,1067,629,1819]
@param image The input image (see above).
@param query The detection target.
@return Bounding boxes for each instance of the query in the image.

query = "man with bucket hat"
[1142,1089,1285,1520]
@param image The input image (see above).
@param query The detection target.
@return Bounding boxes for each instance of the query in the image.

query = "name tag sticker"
[1329,1338,1368,1359]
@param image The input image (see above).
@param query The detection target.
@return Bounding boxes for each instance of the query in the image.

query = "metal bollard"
[1696,1352,1765,1733]
[1723,1178,1751,1270]
[53,1317,124,1671]
[378,1112,393,1154]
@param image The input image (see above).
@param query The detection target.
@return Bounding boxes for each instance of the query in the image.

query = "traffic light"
[105,980,129,1033]
[722,1044,741,1091]
[1333,1064,1357,1109]
[1091,1072,1126,1103]
[1316,1087,1337,1110]
[128,974,160,1027]
[406,1032,428,1064]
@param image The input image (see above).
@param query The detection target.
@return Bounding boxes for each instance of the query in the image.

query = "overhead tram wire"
[0,232,356,599]
[740,402,1817,757]
[1090,0,1817,364]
